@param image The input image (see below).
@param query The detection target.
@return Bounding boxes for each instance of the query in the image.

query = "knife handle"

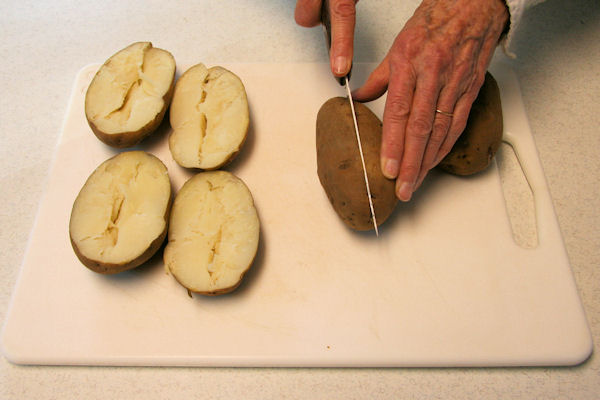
[321,0,352,85]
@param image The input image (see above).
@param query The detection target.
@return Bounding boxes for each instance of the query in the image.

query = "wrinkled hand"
[295,0,358,78]
[295,0,509,202]
[352,0,508,201]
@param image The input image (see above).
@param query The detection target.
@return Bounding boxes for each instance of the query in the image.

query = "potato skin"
[316,97,397,231]
[437,72,503,176]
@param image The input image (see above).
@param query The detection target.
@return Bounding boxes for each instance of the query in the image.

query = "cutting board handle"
[489,57,570,252]
[501,126,567,250]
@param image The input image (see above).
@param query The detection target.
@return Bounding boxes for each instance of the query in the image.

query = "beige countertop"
[1,0,598,398]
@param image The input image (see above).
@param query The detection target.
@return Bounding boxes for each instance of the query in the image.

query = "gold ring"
[435,109,454,117]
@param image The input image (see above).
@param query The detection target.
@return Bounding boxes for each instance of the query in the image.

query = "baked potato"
[85,42,176,148]
[437,72,503,176]
[164,171,260,295]
[316,97,397,231]
[69,151,172,274]
[169,64,250,170]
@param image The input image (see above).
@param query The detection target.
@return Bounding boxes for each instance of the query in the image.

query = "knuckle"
[440,126,465,155]
[461,106,473,125]
[382,134,403,155]
[429,47,452,70]
[433,148,451,168]
[385,95,411,119]
[395,36,416,57]
[331,0,356,20]
[429,126,447,147]
[400,162,421,181]
[449,120,467,142]
[469,73,486,94]
[432,117,451,133]
[421,157,435,172]
[408,117,433,140]
[388,51,412,76]
[418,45,453,76]
[452,65,473,89]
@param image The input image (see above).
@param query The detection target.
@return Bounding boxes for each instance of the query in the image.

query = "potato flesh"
[169,64,249,169]
[164,171,259,294]
[85,42,175,135]
[70,151,170,265]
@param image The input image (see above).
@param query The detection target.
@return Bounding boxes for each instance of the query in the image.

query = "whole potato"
[316,97,397,231]
[437,72,503,176]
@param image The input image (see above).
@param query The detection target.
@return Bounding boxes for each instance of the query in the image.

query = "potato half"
[85,42,176,148]
[316,97,397,231]
[437,72,503,176]
[164,171,260,296]
[69,151,172,274]
[169,64,250,170]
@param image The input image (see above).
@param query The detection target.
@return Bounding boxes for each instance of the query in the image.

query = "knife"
[321,0,379,236]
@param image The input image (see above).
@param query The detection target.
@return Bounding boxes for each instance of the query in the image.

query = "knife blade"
[321,0,379,236]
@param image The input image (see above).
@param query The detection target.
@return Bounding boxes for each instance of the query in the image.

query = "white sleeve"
[502,0,547,56]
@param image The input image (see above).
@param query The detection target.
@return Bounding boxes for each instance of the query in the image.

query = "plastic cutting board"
[1,62,592,367]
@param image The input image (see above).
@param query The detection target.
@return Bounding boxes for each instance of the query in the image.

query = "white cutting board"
[1,62,592,367]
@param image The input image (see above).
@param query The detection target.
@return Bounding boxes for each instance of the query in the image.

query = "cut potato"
[164,171,259,295]
[169,64,249,169]
[316,97,397,231]
[85,42,176,148]
[69,151,172,274]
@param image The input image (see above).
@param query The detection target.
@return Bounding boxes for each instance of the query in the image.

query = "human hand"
[352,0,508,201]
[295,0,358,78]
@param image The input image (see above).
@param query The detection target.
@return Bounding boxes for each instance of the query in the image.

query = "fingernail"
[397,181,413,202]
[333,56,350,76]
[382,158,399,179]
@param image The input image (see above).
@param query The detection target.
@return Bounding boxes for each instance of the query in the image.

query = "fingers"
[379,61,416,185]
[327,0,357,77]
[294,0,323,27]
[414,96,456,190]
[435,70,487,170]
[393,71,441,201]
[295,0,356,77]
[423,39,496,186]
[434,96,471,167]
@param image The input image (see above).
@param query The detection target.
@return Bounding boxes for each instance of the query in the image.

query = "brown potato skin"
[437,72,503,176]
[317,97,397,231]
[85,43,176,148]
